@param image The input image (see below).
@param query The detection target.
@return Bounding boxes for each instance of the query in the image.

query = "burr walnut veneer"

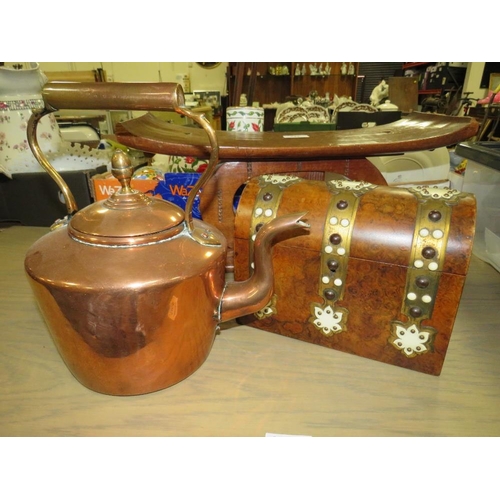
[233,176,476,375]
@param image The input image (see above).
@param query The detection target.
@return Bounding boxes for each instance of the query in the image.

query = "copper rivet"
[263,193,273,201]
[415,276,430,288]
[324,288,336,300]
[428,210,442,222]
[422,246,436,259]
[337,200,348,210]
[410,306,423,318]
[327,259,339,272]
[329,233,342,245]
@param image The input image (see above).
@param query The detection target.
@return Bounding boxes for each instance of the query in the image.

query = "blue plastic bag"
[147,173,203,220]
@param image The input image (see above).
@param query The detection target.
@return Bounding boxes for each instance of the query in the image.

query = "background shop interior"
[18,62,500,135]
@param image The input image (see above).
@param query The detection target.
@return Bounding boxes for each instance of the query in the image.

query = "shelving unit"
[403,62,468,114]
[403,62,436,97]
[226,62,359,130]
[404,62,467,95]
[227,62,359,107]
[290,62,358,99]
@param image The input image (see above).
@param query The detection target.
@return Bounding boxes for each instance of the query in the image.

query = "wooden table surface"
[1,226,500,437]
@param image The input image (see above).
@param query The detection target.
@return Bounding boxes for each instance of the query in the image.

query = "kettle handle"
[27,82,219,235]
[41,82,185,112]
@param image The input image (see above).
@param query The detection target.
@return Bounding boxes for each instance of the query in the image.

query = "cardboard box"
[92,177,160,201]
[0,166,106,227]
[458,141,500,272]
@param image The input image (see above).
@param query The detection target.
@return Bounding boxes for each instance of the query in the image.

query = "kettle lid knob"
[110,149,135,194]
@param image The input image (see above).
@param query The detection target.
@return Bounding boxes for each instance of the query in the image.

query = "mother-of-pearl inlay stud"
[325,245,333,254]
[414,259,424,268]
[255,207,263,216]
[264,208,273,217]
[340,218,350,227]
[407,292,417,300]
[428,262,439,271]
[419,228,430,237]
[334,278,343,286]
[329,216,338,225]
[422,295,432,303]
[433,229,444,239]
[322,276,330,284]
[337,247,346,256]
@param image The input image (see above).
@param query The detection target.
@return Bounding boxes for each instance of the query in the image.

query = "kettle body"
[25,218,227,395]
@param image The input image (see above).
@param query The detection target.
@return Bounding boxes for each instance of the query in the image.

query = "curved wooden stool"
[115,112,478,269]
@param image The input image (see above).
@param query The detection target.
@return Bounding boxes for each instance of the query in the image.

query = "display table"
[1,226,500,437]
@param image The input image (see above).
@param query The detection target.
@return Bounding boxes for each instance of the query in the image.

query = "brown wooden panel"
[389,76,419,113]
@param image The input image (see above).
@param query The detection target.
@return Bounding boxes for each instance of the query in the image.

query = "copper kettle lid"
[69,150,185,246]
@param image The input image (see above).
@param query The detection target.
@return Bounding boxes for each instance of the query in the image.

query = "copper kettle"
[24,82,309,396]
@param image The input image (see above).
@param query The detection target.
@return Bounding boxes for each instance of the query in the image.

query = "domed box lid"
[69,150,185,246]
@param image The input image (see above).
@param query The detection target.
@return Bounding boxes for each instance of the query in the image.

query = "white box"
[459,142,500,272]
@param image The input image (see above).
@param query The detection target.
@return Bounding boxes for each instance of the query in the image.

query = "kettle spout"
[219,212,309,323]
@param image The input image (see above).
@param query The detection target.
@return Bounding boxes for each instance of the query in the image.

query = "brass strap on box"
[310,180,376,336]
[248,174,303,318]
[389,186,466,358]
